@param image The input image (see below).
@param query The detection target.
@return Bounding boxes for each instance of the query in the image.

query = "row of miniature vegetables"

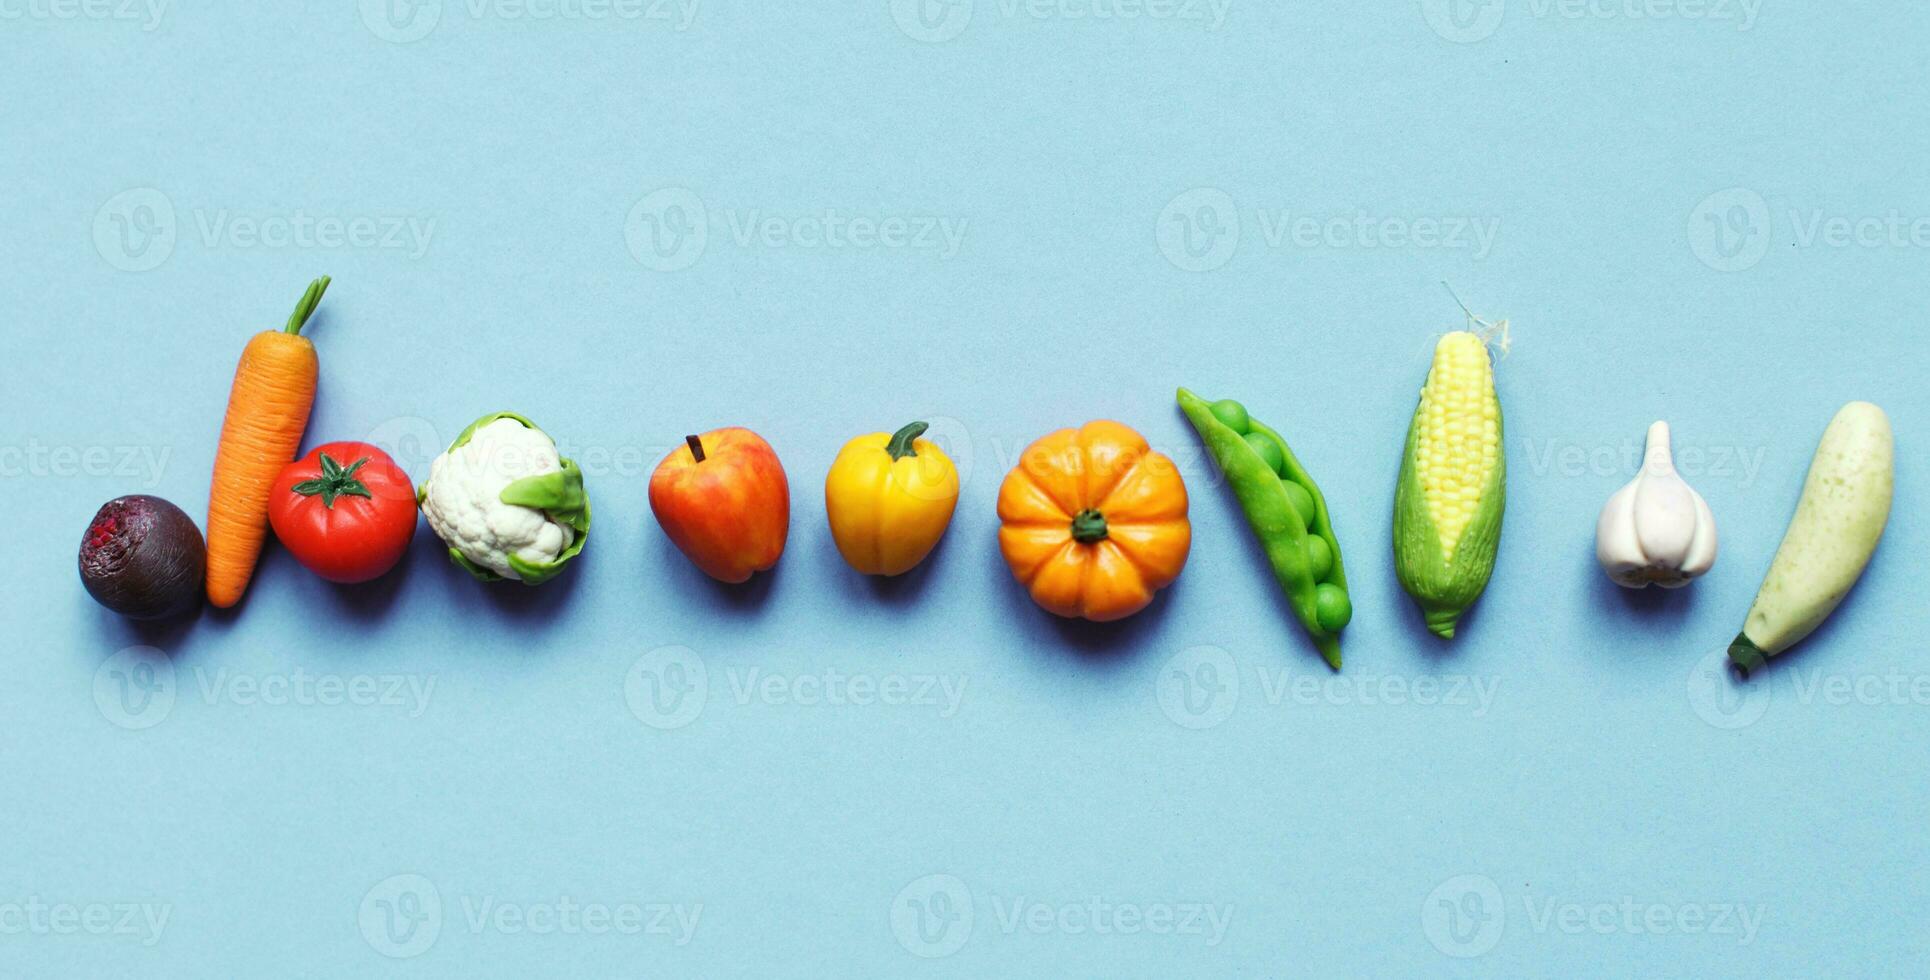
[77,279,1895,677]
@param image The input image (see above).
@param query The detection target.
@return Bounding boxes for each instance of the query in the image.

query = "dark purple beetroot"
[79,495,206,620]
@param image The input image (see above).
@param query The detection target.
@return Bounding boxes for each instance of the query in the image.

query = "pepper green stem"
[284,275,331,335]
[1070,509,1109,544]
[685,434,706,463]
[886,421,929,461]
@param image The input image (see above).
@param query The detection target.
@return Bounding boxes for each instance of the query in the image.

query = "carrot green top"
[284,276,331,335]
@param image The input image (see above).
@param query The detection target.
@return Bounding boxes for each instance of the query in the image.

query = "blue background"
[4,1,1925,975]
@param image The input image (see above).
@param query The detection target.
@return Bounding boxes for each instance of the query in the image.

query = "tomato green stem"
[284,275,331,335]
[886,421,928,461]
[685,434,706,463]
[1070,508,1108,544]
[291,452,371,508]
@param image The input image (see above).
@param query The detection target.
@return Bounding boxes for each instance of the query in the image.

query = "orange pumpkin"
[997,420,1191,621]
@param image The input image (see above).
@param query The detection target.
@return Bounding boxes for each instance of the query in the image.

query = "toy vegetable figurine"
[824,421,959,576]
[418,412,590,585]
[269,442,418,585]
[1177,389,1351,669]
[650,427,790,583]
[1728,401,1893,675]
[1393,330,1506,638]
[79,495,206,621]
[1595,421,1717,588]
[205,276,331,607]
[996,420,1190,621]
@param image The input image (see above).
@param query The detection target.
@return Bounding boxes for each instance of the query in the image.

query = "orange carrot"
[205,276,329,607]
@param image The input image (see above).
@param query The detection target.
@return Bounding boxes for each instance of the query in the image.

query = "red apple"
[649,427,790,583]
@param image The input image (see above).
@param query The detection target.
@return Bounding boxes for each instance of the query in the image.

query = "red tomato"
[268,441,418,584]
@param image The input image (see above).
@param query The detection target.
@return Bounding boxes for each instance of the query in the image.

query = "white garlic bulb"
[1596,421,1718,588]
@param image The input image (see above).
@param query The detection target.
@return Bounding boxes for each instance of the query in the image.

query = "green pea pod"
[1178,388,1351,670]
[419,411,592,586]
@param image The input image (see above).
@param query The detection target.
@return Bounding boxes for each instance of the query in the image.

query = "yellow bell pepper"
[824,421,959,576]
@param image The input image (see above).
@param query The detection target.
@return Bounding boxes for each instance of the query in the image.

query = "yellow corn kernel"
[1412,331,1499,560]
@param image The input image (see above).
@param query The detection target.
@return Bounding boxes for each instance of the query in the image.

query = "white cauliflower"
[421,417,578,580]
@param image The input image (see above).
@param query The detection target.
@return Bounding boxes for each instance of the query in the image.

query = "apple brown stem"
[685,434,706,463]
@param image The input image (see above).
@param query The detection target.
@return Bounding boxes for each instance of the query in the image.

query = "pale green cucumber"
[1728,401,1893,675]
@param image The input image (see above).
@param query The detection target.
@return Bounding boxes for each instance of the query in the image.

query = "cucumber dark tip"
[1727,632,1767,677]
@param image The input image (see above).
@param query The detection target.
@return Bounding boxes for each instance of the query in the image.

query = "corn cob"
[1393,331,1505,638]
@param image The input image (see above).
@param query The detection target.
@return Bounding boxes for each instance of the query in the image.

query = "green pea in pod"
[1178,388,1352,670]
[418,411,591,586]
